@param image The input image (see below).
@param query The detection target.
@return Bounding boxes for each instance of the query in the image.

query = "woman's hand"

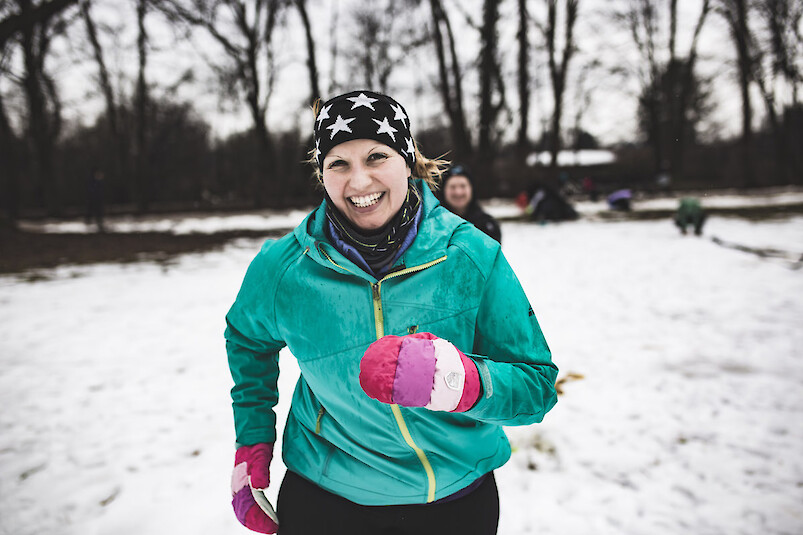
[359,332,480,412]
[231,443,279,534]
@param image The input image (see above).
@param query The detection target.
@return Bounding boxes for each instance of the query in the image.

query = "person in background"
[674,197,707,236]
[225,90,557,535]
[85,167,105,232]
[439,164,502,243]
[607,188,632,211]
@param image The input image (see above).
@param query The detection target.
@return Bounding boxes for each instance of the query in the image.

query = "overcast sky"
[4,0,758,147]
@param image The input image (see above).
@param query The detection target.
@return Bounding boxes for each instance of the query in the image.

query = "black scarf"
[325,179,422,276]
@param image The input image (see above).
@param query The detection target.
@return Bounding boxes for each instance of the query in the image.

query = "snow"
[526,150,617,167]
[2,212,802,535]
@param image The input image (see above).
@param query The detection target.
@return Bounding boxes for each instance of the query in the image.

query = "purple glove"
[231,443,278,534]
[359,332,481,412]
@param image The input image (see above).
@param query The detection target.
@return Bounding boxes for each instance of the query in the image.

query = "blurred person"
[523,181,578,223]
[674,197,707,236]
[85,167,105,232]
[582,176,598,202]
[225,90,558,535]
[607,188,632,211]
[439,163,502,243]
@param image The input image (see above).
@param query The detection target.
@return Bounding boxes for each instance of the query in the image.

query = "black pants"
[276,470,499,535]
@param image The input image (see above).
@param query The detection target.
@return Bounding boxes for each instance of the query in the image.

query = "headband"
[313,90,416,170]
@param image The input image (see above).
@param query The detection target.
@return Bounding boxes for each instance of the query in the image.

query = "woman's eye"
[327,160,346,169]
[367,153,388,162]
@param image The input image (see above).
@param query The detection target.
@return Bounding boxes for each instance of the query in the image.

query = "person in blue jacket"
[225,90,558,535]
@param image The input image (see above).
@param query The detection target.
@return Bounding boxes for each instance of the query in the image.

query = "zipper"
[318,243,357,276]
[315,406,325,435]
[371,255,447,503]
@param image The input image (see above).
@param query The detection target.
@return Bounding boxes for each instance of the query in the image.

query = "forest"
[1,0,801,221]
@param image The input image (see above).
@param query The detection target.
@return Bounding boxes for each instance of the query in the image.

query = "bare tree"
[346,0,425,94]
[516,0,530,158]
[429,0,471,160]
[476,0,503,190]
[619,0,711,182]
[0,65,23,224]
[0,0,76,48]
[133,0,150,210]
[293,0,320,106]
[160,0,286,206]
[751,0,803,183]
[79,0,129,202]
[717,0,755,186]
[544,0,579,184]
[11,0,76,215]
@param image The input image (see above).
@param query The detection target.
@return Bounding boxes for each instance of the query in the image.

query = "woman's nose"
[348,162,373,190]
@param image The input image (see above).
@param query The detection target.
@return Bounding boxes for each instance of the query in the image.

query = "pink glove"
[359,332,481,412]
[231,443,278,534]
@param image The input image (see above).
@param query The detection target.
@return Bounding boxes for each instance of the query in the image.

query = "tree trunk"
[673,0,710,180]
[429,0,471,161]
[0,0,77,48]
[516,0,530,158]
[19,0,60,215]
[477,0,501,191]
[81,0,126,194]
[546,0,579,187]
[134,0,149,211]
[0,93,21,225]
[295,0,321,106]
[723,0,755,186]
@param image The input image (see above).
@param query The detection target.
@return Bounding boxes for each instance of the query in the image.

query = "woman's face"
[322,139,411,231]
[443,175,472,215]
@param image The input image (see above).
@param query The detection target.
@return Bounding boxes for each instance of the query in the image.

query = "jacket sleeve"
[225,241,287,445]
[462,247,558,425]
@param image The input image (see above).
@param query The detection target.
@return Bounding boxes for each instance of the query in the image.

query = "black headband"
[313,90,416,170]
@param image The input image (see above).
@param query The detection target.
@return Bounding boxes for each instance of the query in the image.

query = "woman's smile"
[348,192,385,209]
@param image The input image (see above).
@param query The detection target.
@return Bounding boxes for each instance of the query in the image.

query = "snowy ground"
[1,212,802,535]
[18,187,803,235]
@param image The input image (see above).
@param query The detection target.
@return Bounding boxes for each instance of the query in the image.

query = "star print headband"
[313,90,416,170]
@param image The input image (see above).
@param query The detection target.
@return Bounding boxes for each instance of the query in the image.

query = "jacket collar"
[294,180,458,280]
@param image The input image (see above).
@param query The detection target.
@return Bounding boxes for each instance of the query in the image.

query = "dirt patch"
[0,227,285,275]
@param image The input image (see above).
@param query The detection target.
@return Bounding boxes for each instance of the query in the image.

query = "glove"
[231,443,278,534]
[359,332,481,412]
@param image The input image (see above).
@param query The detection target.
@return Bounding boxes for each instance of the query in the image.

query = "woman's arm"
[462,249,558,425]
[225,242,287,445]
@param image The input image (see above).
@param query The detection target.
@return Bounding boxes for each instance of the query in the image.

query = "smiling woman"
[224,90,558,535]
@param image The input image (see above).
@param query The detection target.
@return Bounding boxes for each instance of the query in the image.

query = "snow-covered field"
[1,213,802,535]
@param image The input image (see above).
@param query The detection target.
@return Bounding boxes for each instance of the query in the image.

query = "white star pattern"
[347,92,378,110]
[313,139,321,161]
[390,104,408,127]
[316,104,332,128]
[373,117,398,142]
[326,115,356,139]
[404,137,415,158]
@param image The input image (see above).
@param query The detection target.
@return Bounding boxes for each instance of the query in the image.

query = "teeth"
[349,192,383,208]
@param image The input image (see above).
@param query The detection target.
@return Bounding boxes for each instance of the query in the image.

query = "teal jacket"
[225,181,558,505]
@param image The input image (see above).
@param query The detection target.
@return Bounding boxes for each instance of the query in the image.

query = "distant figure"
[524,181,578,223]
[674,197,707,236]
[582,176,599,202]
[440,163,502,243]
[607,189,632,211]
[85,168,105,232]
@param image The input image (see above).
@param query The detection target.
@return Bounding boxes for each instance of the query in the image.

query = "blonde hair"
[306,99,449,191]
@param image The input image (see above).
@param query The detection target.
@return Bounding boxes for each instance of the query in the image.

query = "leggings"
[276,470,499,535]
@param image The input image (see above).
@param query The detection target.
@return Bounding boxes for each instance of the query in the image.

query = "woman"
[226,90,558,535]
[440,164,502,243]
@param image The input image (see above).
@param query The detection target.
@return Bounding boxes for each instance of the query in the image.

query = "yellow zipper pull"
[315,406,325,434]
